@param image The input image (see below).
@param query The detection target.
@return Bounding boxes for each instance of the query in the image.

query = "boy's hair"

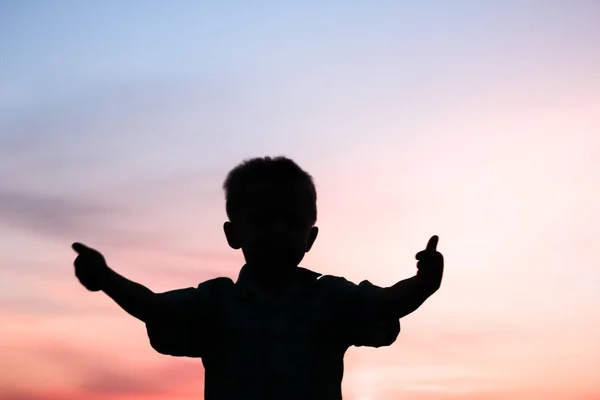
[223,156,317,224]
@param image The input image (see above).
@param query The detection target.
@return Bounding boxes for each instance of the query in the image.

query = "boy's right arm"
[72,242,230,357]
[101,267,157,322]
[72,242,157,323]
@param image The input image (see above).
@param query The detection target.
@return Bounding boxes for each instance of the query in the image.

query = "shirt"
[145,265,400,400]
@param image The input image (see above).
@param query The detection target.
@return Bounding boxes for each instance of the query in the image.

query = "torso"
[201,271,347,400]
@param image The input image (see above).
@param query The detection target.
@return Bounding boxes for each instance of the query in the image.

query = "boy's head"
[222,156,318,272]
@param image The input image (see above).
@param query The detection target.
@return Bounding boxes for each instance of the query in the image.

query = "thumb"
[426,235,439,252]
[72,242,90,254]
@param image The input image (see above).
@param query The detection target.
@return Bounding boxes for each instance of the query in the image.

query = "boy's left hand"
[415,235,444,292]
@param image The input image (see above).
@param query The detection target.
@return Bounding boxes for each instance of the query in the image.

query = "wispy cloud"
[0,188,119,237]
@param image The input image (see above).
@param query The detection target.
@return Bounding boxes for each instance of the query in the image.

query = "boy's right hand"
[72,242,110,292]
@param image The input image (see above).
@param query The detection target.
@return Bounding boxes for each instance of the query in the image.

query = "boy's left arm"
[329,235,443,348]
[381,235,444,319]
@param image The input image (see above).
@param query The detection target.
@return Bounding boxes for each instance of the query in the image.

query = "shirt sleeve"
[145,277,230,357]
[329,277,400,348]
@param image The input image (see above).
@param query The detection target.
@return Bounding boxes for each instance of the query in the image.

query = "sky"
[1,0,599,399]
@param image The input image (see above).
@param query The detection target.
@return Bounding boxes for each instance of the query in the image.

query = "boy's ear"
[223,221,241,249]
[305,226,319,252]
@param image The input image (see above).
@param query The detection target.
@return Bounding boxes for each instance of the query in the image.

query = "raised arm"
[381,235,444,319]
[72,242,157,322]
[102,267,158,322]
[72,242,225,357]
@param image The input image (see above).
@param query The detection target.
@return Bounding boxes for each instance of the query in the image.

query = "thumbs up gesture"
[72,242,110,292]
[415,235,444,293]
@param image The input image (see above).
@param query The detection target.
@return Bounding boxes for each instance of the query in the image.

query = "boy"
[72,156,444,400]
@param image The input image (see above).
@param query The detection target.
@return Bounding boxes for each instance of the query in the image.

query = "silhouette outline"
[72,156,444,400]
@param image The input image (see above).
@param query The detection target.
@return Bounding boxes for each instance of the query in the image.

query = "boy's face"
[224,182,318,272]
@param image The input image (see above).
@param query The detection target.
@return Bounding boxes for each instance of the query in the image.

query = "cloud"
[0,188,118,238]
[0,186,165,254]
[0,185,232,257]
[0,184,237,315]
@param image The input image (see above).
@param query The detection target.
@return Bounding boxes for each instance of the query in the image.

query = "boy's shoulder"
[195,276,236,295]
[196,272,364,288]
[189,269,368,302]
[314,273,357,288]
[197,276,235,287]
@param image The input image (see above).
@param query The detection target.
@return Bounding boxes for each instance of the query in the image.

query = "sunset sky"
[1,1,600,399]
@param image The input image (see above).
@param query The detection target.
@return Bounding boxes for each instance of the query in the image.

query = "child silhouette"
[72,156,444,400]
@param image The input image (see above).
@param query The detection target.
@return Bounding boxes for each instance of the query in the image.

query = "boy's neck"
[243,263,298,294]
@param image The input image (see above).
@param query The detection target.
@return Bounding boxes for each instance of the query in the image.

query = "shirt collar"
[235,264,322,301]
